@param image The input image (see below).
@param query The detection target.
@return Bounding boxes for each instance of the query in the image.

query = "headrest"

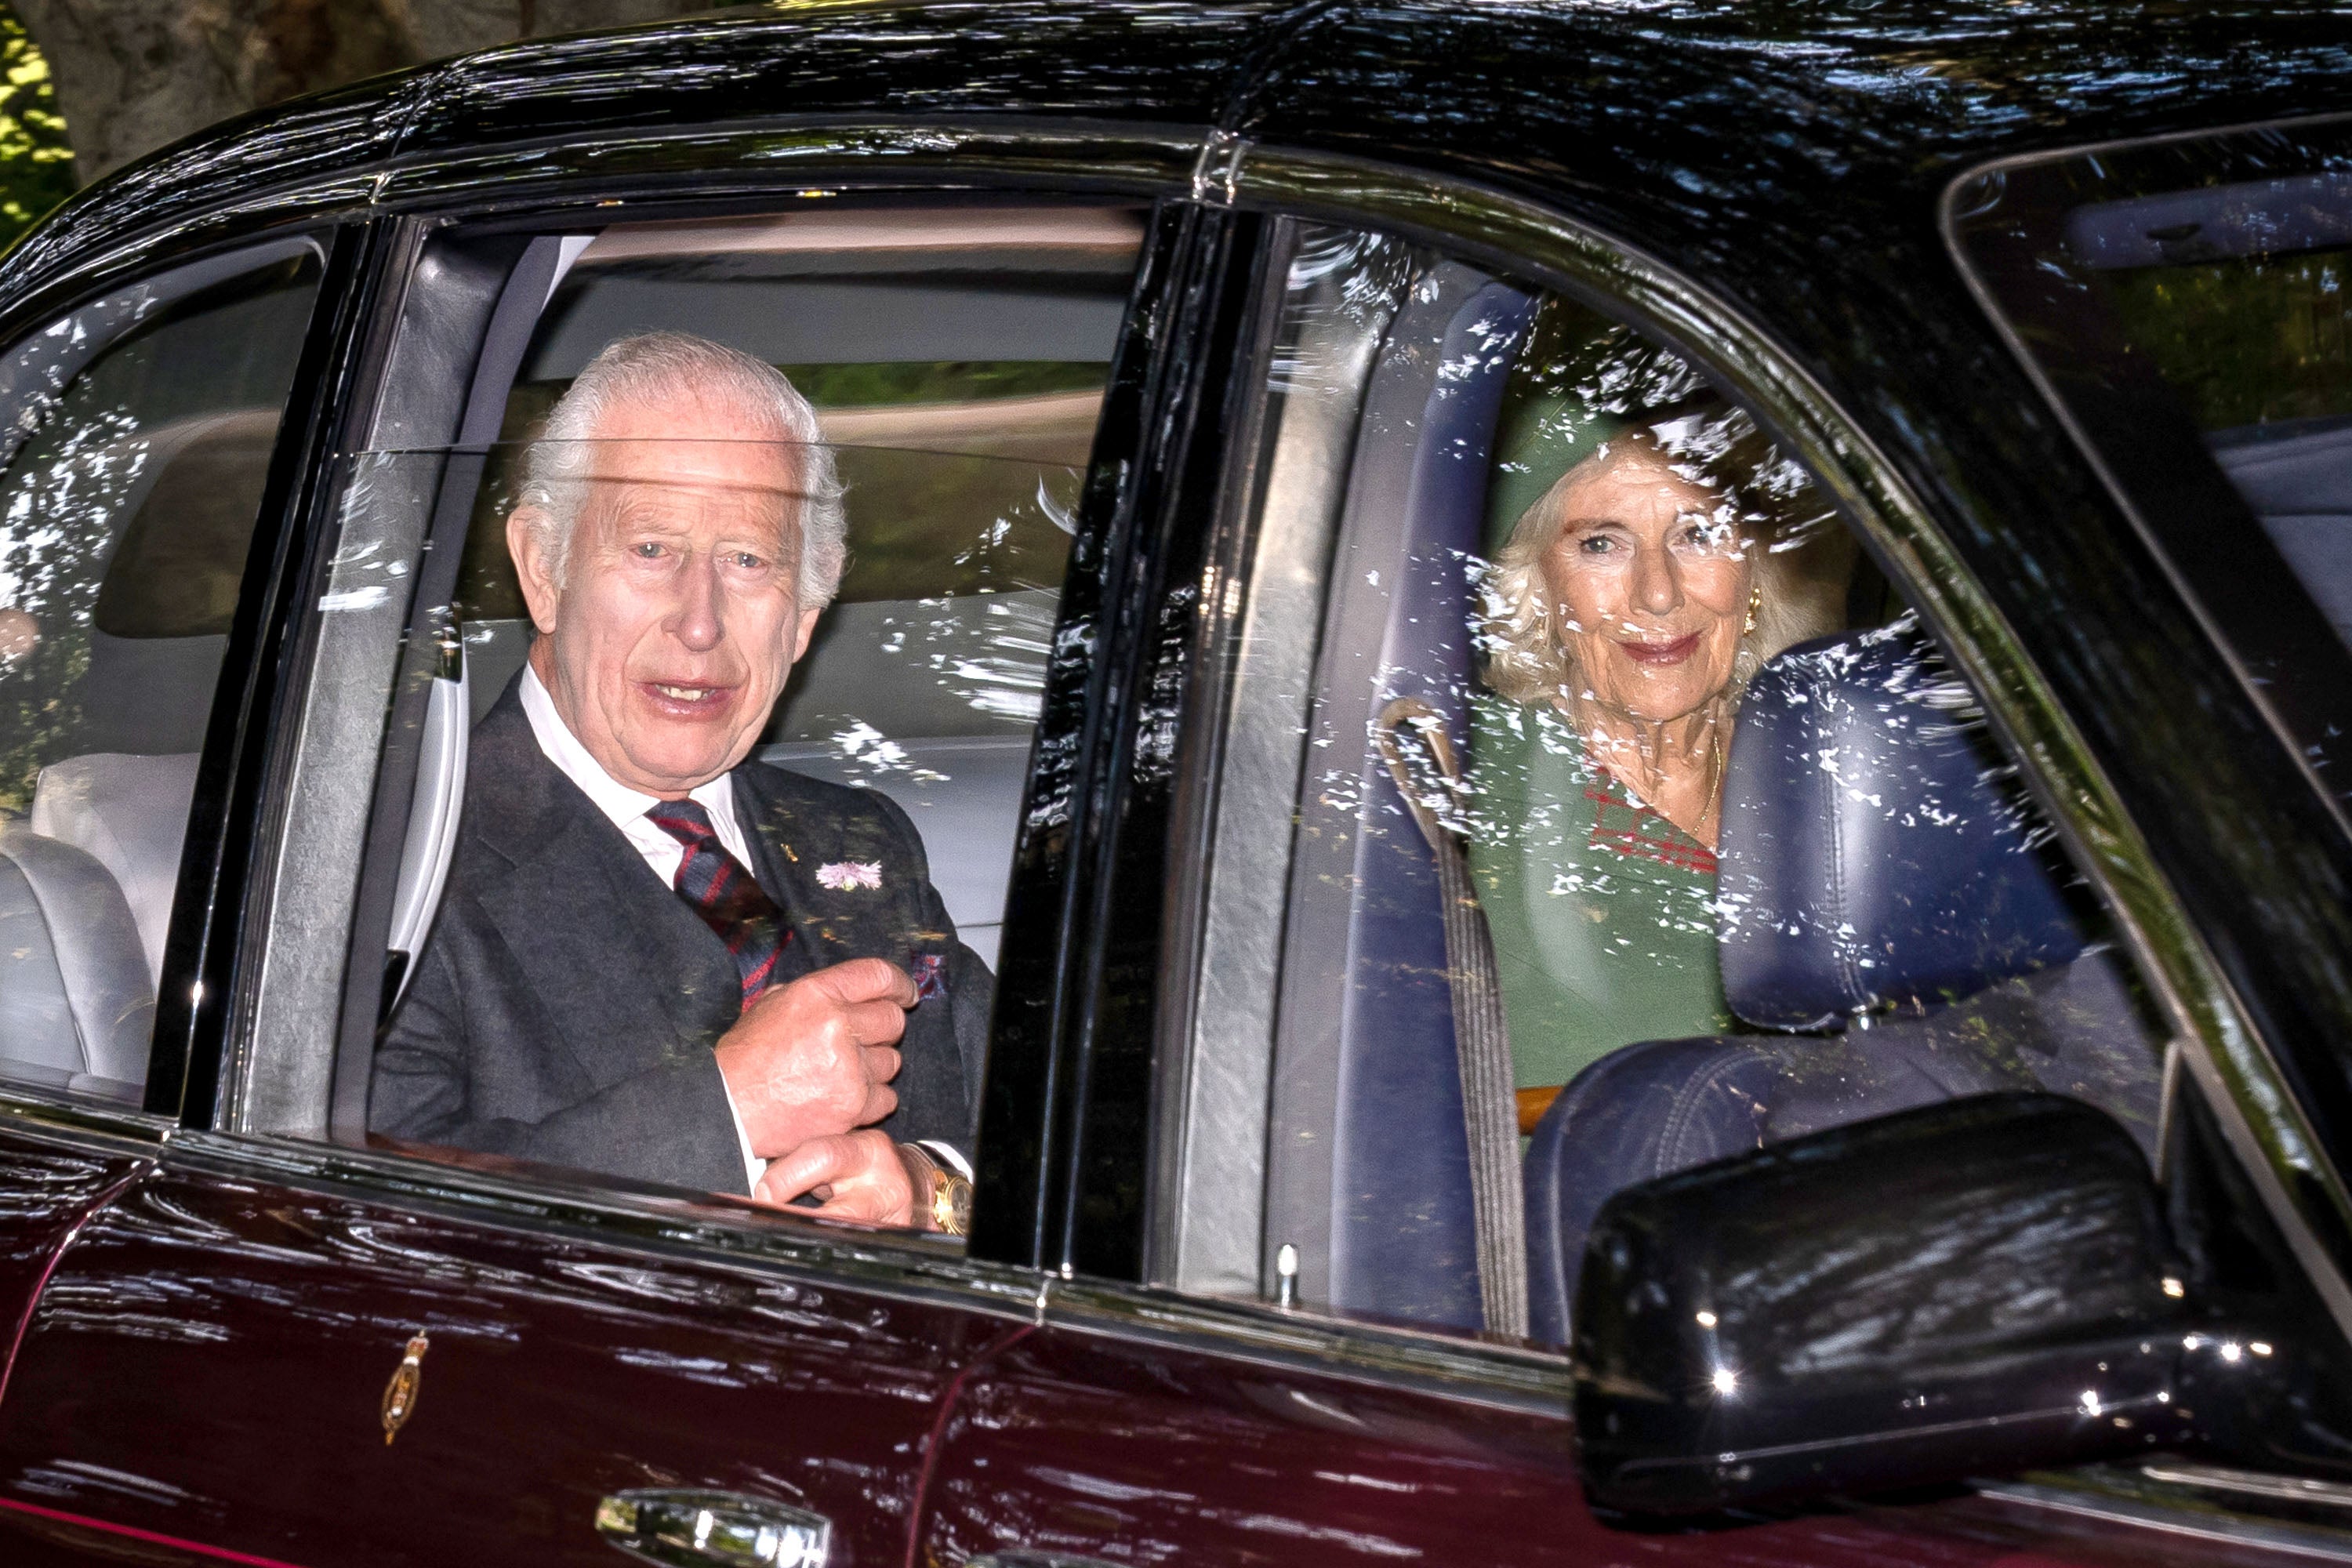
[31,751,199,984]
[1717,622,2087,1030]
[0,827,154,1084]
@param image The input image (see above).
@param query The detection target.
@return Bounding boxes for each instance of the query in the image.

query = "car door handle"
[595,1489,830,1568]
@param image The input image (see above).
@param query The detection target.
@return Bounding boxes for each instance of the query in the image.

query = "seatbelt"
[1374,696,1529,1339]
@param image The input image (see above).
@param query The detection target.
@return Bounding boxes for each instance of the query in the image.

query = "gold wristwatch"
[898,1142,972,1236]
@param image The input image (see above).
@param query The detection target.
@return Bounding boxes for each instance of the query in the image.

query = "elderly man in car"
[372,331,985,1233]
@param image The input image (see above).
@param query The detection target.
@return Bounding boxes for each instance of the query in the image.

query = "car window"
[243,204,1142,1243]
[1947,129,2352,805]
[0,240,321,1105]
[1157,220,2173,1346]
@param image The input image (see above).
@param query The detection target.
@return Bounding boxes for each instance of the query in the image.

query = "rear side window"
[1154,219,2172,1346]
[1947,132,2352,801]
[242,204,1145,1247]
[0,240,322,1103]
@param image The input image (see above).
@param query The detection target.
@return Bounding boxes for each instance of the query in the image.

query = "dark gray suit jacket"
[370,679,991,1197]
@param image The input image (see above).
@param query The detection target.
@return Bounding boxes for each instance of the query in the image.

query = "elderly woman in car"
[1470,390,1841,1093]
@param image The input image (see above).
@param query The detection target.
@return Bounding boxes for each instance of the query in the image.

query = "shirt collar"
[518,661,738,833]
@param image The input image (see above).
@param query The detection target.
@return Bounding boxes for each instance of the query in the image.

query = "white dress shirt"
[520,664,771,1191]
[517,664,970,1196]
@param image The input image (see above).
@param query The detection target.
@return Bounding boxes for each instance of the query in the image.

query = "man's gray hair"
[518,331,848,605]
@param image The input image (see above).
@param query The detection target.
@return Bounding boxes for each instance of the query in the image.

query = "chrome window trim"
[0,1082,174,1154]
[1977,1479,2352,1563]
[165,1127,1047,1321]
[1042,1276,1570,1417]
[368,118,1207,211]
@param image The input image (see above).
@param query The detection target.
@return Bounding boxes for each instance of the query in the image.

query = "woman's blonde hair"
[1478,408,1827,706]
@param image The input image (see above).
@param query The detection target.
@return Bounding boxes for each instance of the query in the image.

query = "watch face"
[934,1175,974,1237]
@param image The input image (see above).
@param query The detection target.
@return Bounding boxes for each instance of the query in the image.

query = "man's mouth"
[1617,633,1700,666]
[637,680,735,716]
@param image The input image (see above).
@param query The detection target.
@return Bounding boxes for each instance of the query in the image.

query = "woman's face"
[1537,444,1755,724]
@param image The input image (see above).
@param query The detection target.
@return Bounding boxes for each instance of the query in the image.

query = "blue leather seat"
[1323,276,1536,1332]
[1525,622,2160,1344]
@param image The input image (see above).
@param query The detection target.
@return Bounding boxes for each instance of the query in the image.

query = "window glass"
[2064,207,2352,641]
[1164,220,2170,1347]
[0,242,320,1105]
[1947,135,2352,800]
[278,207,1139,1242]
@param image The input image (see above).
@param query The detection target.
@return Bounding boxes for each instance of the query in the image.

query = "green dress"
[1466,695,1733,1091]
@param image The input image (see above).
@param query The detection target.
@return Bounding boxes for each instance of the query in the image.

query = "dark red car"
[0,3,2347,1565]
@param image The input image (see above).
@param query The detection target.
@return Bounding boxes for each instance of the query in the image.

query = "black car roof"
[16,0,2352,299]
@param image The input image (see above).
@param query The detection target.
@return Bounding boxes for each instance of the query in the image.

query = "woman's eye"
[1578,535,1617,555]
[733,552,766,571]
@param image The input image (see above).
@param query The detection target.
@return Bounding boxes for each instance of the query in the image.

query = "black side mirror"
[1572,1093,2198,1514]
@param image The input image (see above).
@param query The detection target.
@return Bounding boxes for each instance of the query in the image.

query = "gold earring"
[1741,585,1762,638]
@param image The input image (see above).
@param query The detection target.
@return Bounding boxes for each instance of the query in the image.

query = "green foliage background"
[0,5,71,252]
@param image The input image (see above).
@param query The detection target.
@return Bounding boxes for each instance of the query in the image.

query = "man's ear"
[791,603,822,663]
[507,506,563,635]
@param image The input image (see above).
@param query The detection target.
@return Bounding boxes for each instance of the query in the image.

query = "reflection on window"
[0,245,321,1105]
[1171,221,2169,1350]
[333,209,1140,1242]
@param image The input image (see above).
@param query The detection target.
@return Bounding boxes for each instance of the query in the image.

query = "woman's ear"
[507,506,563,635]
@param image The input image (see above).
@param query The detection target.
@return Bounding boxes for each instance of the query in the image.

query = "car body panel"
[0,5,2340,1566]
[0,1156,1019,1566]
[913,1308,2339,1568]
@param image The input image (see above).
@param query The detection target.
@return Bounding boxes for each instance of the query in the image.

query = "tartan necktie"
[646,798,787,1006]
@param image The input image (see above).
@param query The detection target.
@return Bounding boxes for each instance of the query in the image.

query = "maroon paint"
[0,1134,149,1397]
[912,1323,2319,1568]
[0,1494,314,1568]
[0,1163,1013,1568]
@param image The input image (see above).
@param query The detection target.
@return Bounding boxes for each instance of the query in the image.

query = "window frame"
[1033,139,2352,1406]
[0,219,362,1136]
[1940,118,2352,843]
[1940,122,2352,1265]
[147,128,1225,1301]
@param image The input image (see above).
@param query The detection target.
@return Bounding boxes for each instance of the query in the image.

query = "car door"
[0,120,1201,1566]
[909,156,2352,1568]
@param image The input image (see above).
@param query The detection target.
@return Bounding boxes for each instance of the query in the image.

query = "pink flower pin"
[817,860,884,891]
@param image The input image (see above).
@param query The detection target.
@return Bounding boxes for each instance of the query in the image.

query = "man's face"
[510,390,822,797]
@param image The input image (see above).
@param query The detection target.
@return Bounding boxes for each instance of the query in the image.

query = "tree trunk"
[13,0,710,185]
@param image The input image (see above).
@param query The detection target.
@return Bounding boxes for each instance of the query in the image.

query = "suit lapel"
[469,691,740,1087]
[735,766,934,982]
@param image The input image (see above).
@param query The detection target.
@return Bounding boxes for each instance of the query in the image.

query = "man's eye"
[633,541,665,559]
[731,552,767,571]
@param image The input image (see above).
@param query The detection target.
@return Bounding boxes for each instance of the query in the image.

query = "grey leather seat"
[0,826,155,1093]
[31,750,200,984]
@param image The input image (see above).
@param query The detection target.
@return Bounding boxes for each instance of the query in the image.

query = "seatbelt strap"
[1374,696,1529,1339]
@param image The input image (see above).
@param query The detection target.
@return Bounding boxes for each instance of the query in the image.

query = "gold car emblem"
[380,1333,430,1445]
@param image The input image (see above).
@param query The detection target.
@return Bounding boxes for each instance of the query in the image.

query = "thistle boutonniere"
[817,860,883,891]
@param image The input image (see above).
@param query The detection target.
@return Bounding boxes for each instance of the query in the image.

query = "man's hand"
[715,958,916,1159]
[753,1129,916,1227]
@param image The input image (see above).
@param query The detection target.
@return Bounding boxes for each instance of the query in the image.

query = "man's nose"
[666,553,724,652]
